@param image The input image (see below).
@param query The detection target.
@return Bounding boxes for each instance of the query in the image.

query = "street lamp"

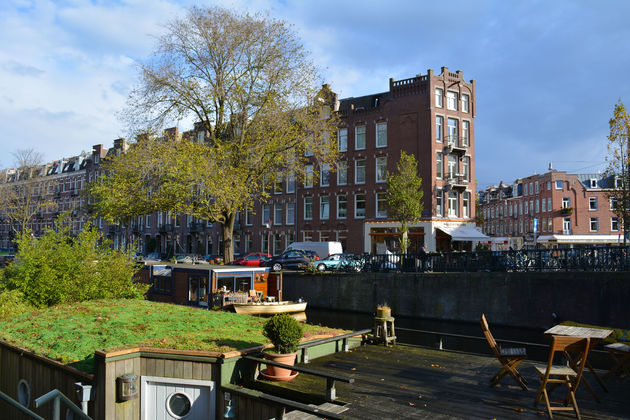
[264,219,272,256]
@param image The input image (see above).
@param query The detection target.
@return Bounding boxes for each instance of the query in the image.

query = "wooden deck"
[262,343,630,419]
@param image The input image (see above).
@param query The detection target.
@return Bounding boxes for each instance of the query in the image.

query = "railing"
[0,389,91,420]
[334,246,630,273]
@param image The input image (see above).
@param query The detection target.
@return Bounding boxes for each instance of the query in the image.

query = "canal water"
[304,308,611,368]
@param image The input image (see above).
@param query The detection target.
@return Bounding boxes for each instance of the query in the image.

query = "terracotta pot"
[377,307,391,318]
[263,351,297,378]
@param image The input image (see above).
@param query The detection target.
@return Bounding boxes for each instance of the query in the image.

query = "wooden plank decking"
[264,343,630,420]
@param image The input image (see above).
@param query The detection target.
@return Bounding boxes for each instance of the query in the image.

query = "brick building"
[0,67,482,256]
[480,165,623,249]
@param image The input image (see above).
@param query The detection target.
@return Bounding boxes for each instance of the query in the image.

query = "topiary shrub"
[263,314,304,354]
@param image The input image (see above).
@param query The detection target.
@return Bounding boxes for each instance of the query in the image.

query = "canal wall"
[282,271,630,329]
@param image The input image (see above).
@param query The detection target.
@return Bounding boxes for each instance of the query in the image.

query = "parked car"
[233,252,272,267]
[284,241,343,259]
[263,250,320,272]
[144,252,166,262]
[309,253,359,272]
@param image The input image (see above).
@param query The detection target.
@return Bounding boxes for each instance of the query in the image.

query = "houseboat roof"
[0,298,344,373]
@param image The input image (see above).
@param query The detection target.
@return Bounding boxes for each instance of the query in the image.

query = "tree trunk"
[222,212,235,263]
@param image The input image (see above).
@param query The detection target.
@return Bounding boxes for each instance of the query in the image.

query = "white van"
[284,241,343,259]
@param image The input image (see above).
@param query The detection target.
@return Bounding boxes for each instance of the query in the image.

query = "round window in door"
[166,392,192,418]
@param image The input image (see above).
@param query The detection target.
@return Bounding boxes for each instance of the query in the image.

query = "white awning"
[537,234,623,244]
[437,225,490,241]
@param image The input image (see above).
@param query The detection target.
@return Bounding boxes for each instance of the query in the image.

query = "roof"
[537,234,623,244]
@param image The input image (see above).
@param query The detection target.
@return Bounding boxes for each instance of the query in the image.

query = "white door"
[141,376,216,420]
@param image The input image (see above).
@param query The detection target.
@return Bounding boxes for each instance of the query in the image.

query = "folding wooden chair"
[480,314,528,390]
[603,342,630,379]
[534,336,591,420]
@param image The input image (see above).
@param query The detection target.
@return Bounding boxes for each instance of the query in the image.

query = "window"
[547,198,552,211]
[610,197,619,210]
[612,217,619,231]
[286,202,294,225]
[337,195,347,219]
[145,214,151,228]
[337,161,347,185]
[448,191,458,217]
[304,197,313,220]
[463,192,470,218]
[355,194,366,218]
[447,154,457,178]
[436,190,443,216]
[461,121,469,146]
[274,172,282,194]
[542,198,546,212]
[562,197,571,209]
[563,218,571,234]
[376,193,387,218]
[462,156,470,181]
[355,159,366,184]
[286,172,295,193]
[523,183,528,196]
[242,209,251,226]
[535,181,539,194]
[320,164,330,187]
[589,197,598,210]
[262,204,270,224]
[547,181,551,190]
[435,88,443,107]
[338,128,347,152]
[590,217,598,232]
[555,180,563,190]
[376,157,387,182]
[590,179,597,188]
[245,233,253,252]
[535,199,539,213]
[320,196,330,220]
[447,91,458,110]
[524,201,528,214]
[447,118,458,145]
[436,116,443,142]
[436,152,443,178]
[461,94,469,113]
[548,218,553,232]
[355,125,366,150]
[305,165,313,188]
[376,122,387,147]
[274,204,282,225]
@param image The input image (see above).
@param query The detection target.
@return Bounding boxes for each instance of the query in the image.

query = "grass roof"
[0,299,347,373]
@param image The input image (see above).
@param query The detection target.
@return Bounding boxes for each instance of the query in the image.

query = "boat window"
[236,276,252,292]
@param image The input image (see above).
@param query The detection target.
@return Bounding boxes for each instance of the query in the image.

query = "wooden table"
[544,324,613,403]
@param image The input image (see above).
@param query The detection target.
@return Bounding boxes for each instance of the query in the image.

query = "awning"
[437,225,490,241]
[537,234,623,244]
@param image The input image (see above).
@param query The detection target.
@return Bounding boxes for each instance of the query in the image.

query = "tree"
[604,100,630,245]
[93,7,338,262]
[1,219,147,308]
[0,149,52,241]
[385,151,424,254]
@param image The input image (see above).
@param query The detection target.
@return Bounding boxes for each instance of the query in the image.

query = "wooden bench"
[244,356,354,402]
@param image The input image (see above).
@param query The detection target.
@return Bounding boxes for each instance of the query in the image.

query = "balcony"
[188,222,205,233]
[158,223,173,233]
[445,136,468,155]
[131,224,144,234]
[561,207,573,216]
[445,175,468,190]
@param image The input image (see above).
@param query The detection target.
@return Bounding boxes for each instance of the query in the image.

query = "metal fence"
[338,246,630,273]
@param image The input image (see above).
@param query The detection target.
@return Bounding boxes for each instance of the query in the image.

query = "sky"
[1,0,629,189]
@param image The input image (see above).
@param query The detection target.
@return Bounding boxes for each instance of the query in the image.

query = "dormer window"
[590,179,597,188]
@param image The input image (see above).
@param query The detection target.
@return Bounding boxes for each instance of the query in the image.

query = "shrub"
[2,221,148,308]
[262,314,304,354]
[0,289,33,320]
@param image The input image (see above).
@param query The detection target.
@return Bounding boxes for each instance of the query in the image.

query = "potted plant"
[262,314,304,380]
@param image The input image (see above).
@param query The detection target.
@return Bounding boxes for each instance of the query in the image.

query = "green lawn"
[0,299,347,373]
